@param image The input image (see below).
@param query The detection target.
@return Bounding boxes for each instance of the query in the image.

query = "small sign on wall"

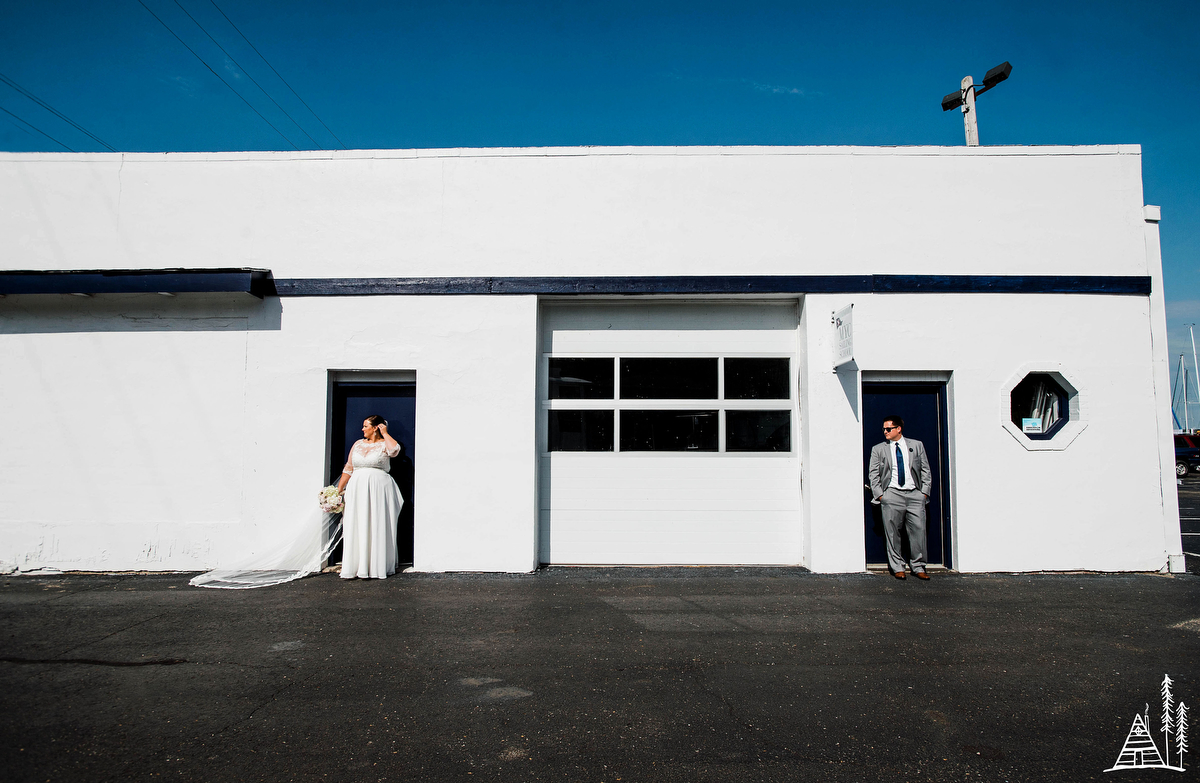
[832,304,854,369]
[1022,417,1044,433]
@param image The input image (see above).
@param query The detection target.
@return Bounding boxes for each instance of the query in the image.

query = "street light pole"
[942,62,1012,146]
[1190,324,1199,430]
[960,75,979,146]
[1180,355,1190,434]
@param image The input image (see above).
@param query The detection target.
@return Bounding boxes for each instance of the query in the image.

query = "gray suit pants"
[881,487,927,574]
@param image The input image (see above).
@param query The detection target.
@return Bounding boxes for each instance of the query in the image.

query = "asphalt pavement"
[3,558,1198,783]
[3,480,1198,783]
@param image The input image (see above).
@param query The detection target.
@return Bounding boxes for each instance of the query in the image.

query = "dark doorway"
[862,382,952,569]
[329,382,416,566]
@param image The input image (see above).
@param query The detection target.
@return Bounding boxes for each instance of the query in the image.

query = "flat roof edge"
[0,144,1141,163]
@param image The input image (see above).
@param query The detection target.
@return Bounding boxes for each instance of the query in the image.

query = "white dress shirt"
[887,437,916,491]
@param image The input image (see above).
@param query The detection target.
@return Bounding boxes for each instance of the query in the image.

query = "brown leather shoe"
[914,571,930,580]
[893,571,906,580]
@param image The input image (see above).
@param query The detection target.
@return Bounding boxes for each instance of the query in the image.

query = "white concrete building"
[0,145,1185,574]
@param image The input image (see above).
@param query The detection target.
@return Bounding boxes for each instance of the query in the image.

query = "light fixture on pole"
[941,61,1012,146]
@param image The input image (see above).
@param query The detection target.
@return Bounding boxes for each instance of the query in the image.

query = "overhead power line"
[0,104,75,151]
[0,72,113,151]
[207,0,348,149]
[171,0,322,149]
[137,0,300,150]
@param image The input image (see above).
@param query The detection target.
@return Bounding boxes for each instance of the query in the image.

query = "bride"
[190,414,405,589]
[336,415,406,579]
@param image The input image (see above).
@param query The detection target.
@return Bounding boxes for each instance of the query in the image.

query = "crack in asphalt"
[54,609,174,659]
[0,656,187,667]
[210,669,318,739]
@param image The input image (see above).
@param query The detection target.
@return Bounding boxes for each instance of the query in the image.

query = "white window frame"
[1000,364,1087,451]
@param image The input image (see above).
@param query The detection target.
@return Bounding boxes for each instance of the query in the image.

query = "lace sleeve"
[385,442,401,458]
[341,441,357,476]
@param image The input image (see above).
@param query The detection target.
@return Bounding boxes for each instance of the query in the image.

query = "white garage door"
[538,301,803,565]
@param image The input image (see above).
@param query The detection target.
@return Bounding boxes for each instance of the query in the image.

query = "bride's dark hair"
[365,414,386,427]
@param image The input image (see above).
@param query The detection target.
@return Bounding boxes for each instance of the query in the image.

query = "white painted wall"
[0,294,263,570]
[1142,213,1185,572]
[0,145,1179,573]
[0,293,539,573]
[802,292,1179,572]
[1,145,1147,279]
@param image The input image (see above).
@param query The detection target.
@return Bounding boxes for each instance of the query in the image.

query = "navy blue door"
[330,383,416,566]
[862,382,951,568]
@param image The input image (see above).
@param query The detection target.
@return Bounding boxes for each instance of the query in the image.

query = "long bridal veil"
[190,511,342,589]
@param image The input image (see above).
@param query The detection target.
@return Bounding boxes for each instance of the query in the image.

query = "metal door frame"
[862,380,953,570]
[325,370,417,568]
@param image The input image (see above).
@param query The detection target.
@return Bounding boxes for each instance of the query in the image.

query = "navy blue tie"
[896,444,906,487]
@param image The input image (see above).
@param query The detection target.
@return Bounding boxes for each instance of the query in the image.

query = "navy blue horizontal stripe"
[273,274,1151,297]
[272,275,874,296]
[0,271,1151,298]
[0,269,274,298]
[873,275,1151,295]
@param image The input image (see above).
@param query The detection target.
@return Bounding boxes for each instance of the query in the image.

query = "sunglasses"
[882,426,899,432]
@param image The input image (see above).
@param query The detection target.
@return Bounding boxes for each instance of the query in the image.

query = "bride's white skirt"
[341,467,404,579]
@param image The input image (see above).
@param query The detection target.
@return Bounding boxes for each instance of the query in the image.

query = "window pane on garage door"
[549,358,614,399]
[620,409,719,451]
[725,358,790,399]
[620,358,718,399]
[548,410,614,452]
[726,410,791,452]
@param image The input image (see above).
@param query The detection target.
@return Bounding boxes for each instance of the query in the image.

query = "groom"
[868,415,933,580]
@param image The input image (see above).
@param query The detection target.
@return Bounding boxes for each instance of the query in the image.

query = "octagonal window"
[1009,373,1069,440]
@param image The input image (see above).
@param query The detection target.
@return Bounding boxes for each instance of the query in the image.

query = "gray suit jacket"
[869,438,932,499]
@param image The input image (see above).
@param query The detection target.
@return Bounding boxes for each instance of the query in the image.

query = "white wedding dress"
[340,439,405,579]
[189,438,405,590]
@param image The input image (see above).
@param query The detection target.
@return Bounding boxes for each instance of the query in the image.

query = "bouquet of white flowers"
[318,485,344,514]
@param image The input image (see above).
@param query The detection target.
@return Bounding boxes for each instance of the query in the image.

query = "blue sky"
[2,0,1198,406]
